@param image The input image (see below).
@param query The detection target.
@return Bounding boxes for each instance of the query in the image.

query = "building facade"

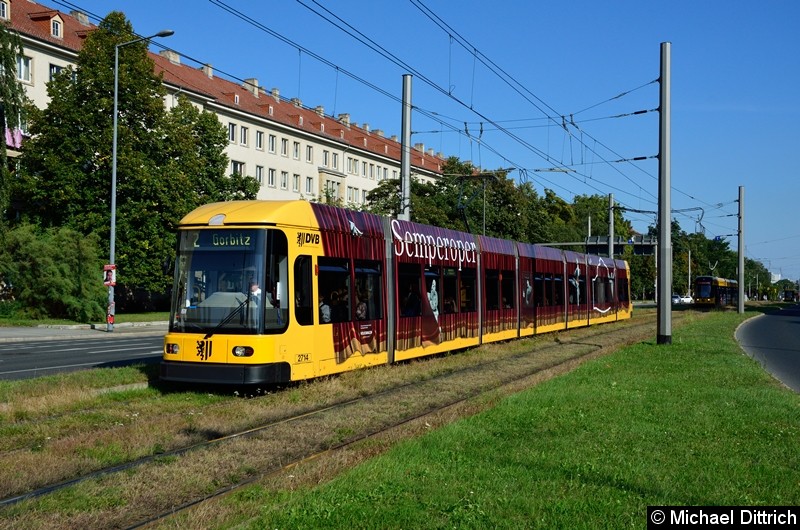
[2,0,444,205]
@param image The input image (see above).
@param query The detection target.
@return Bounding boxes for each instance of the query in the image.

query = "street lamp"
[108,29,174,332]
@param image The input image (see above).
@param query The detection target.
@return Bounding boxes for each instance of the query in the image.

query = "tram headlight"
[232,346,254,357]
[165,343,179,354]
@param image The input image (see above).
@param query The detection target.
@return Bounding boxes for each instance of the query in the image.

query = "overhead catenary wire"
[56,0,665,213]
[290,0,665,213]
[57,0,733,238]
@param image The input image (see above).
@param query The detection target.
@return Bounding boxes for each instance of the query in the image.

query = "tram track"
[0,312,681,529]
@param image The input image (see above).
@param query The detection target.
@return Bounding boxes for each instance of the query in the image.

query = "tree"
[160,96,257,205]
[13,12,250,298]
[0,19,27,219]
[0,224,106,321]
[572,194,632,241]
[540,189,580,244]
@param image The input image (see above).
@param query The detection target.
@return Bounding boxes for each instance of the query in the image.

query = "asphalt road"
[736,304,800,392]
[0,331,164,381]
[2,310,799,390]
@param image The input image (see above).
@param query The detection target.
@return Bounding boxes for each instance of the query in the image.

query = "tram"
[160,201,632,384]
[693,275,738,309]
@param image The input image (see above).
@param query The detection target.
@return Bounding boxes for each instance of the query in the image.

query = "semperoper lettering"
[390,219,476,270]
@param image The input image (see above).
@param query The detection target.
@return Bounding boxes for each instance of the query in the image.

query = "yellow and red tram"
[693,275,738,309]
[160,201,632,384]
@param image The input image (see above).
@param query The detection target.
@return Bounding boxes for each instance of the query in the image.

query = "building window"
[293,174,300,192]
[0,1,8,20]
[16,56,32,83]
[268,134,276,153]
[383,167,389,180]
[268,168,276,188]
[228,123,236,143]
[51,19,62,38]
[256,165,264,185]
[362,161,368,178]
[362,190,368,204]
[240,126,248,146]
[293,141,300,160]
[255,131,264,150]
[49,64,64,81]
[231,161,245,176]
[369,164,375,180]
[305,176,314,194]
[332,152,339,170]
[322,150,329,168]
[325,180,338,200]
[281,171,288,189]
[281,138,288,156]
[306,145,314,163]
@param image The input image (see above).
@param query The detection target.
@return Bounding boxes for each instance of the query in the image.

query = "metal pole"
[108,43,120,333]
[738,186,745,313]
[657,42,672,345]
[108,30,173,332]
[399,74,412,222]
[608,194,614,258]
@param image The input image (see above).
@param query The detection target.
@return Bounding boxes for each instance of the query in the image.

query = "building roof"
[9,0,93,51]
[6,0,444,175]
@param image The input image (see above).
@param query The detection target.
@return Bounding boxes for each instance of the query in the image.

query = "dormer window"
[0,1,8,20]
[51,16,64,38]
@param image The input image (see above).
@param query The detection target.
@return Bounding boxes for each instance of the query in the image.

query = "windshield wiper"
[203,291,252,339]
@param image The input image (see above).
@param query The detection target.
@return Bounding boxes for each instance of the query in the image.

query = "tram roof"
[179,200,318,228]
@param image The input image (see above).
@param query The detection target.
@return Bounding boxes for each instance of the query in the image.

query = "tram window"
[460,268,477,313]
[486,269,500,310]
[618,277,629,302]
[578,276,587,305]
[399,263,422,317]
[265,231,288,331]
[522,274,533,307]
[594,276,607,304]
[442,267,458,314]
[553,275,564,306]
[319,257,350,322]
[294,255,313,325]
[568,276,578,304]
[535,274,546,306]
[544,274,555,306]
[425,266,441,316]
[355,260,383,320]
[501,270,515,309]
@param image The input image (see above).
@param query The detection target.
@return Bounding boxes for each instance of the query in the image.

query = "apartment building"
[2,0,444,204]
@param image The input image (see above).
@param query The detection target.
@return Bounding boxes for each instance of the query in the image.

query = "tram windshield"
[169,229,288,334]
[695,281,712,299]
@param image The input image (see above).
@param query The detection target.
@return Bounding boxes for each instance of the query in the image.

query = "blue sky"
[50,1,800,282]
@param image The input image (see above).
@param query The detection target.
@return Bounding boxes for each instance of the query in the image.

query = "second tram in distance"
[161,200,632,385]
[693,275,739,308]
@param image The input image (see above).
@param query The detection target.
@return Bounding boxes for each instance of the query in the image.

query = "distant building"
[3,0,445,204]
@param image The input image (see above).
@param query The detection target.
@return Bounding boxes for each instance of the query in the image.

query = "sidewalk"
[0,321,168,342]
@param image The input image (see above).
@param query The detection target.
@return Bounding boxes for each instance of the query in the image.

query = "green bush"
[0,224,106,321]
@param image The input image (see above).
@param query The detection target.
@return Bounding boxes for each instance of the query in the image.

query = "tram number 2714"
[296,353,311,363]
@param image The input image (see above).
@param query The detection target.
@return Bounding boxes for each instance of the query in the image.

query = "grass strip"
[245,311,800,529]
